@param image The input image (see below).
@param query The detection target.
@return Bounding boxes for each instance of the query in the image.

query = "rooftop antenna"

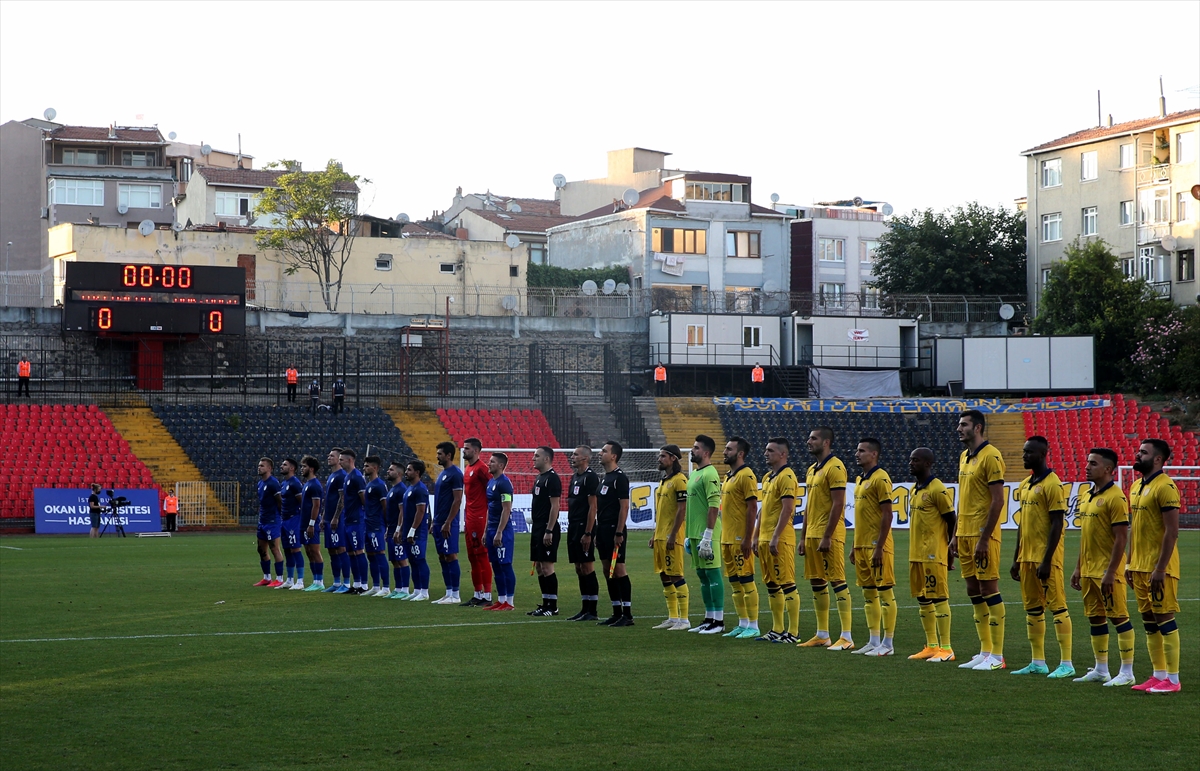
[1097,89,1101,127]
[237,133,242,167]
[43,107,56,121]
[1159,76,1166,117]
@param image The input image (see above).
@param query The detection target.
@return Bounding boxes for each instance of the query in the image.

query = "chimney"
[1159,76,1166,117]
[1108,114,1113,127]
[108,123,117,139]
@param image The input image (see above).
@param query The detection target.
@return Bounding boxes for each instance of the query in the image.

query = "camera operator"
[89,483,102,538]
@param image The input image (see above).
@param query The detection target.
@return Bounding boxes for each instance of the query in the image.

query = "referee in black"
[527,446,563,616]
[596,440,633,627]
[566,446,600,621]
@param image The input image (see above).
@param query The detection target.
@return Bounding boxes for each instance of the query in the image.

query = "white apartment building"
[775,200,890,311]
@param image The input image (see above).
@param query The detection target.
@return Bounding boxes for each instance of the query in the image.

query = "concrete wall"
[547,210,646,272]
[558,148,671,216]
[174,172,209,226]
[801,215,887,296]
[649,313,781,365]
[0,120,48,273]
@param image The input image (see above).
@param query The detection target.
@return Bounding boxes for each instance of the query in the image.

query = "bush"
[527,262,630,289]
[1127,305,1200,395]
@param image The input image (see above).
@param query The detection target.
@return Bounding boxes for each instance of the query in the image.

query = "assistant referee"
[596,441,633,627]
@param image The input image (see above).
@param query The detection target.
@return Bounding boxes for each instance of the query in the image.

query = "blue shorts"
[323,518,345,550]
[281,518,302,549]
[408,530,429,561]
[485,526,514,565]
[257,522,281,542]
[300,520,321,546]
[366,526,387,553]
[345,521,365,552]
[387,535,408,562]
[434,517,460,555]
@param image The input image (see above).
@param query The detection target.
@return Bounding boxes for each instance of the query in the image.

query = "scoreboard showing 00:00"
[62,261,247,336]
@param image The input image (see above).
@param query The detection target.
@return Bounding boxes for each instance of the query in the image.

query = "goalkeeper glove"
[697,529,714,561]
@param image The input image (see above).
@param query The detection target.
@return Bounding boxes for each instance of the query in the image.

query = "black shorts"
[566,518,594,564]
[530,520,561,563]
[595,520,627,564]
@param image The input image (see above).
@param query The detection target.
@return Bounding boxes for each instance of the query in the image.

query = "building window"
[652,227,707,255]
[1042,268,1052,285]
[742,326,762,349]
[683,182,747,202]
[375,253,393,271]
[1082,206,1097,236]
[119,183,162,209]
[1041,158,1062,187]
[439,263,456,274]
[1122,257,1136,280]
[818,238,844,261]
[686,324,706,347]
[1137,248,1157,281]
[48,178,104,206]
[61,148,107,165]
[863,286,881,309]
[529,243,546,265]
[1140,188,1170,224]
[121,150,157,167]
[215,191,257,217]
[179,158,192,182]
[1119,143,1135,169]
[1178,192,1195,222]
[1178,250,1195,282]
[1041,212,1062,242]
[726,231,760,258]
[1080,151,1098,181]
[1177,131,1196,164]
[860,240,879,263]
[509,265,519,277]
[819,282,844,308]
[1120,200,1135,226]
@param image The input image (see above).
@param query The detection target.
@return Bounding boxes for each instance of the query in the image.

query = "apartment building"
[437,190,573,265]
[175,165,359,229]
[1022,108,1199,313]
[775,200,891,311]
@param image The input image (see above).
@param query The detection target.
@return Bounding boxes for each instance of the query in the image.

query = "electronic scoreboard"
[62,262,246,335]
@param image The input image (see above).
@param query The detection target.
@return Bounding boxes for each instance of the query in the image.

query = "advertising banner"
[717,397,1110,413]
[34,488,162,534]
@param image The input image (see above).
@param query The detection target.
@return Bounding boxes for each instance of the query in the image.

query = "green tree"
[872,203,1025,295]
[526,262,629,288]
[1127,305,1200,395]
[1033,239,1172,390]
[254,160,364,312]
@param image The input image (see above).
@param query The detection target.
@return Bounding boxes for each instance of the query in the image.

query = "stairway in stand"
[567,393,624,447]
[383,406,454,470]
[986,412,1029,482]
[634,396,666,448]
[656,397,729,475]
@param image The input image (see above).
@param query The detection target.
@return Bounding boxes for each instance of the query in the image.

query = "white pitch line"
[0,545,24,550]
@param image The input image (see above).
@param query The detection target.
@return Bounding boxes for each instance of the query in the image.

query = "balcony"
[1137,224,1171,245]
[1149,281,1172,298]
[1136,164,1171,186]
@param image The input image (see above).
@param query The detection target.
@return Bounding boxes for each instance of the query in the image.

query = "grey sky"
[2,0,1197,221]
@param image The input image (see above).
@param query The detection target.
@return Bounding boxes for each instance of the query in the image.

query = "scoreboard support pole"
[132,338,165,391]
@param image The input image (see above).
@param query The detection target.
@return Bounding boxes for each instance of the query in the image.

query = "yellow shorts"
[757,541,796,586]
[803,537,846,582]
[1131,571,1180,615]
[1080,575,1129,619]
[722,542,755,580]
[1018,562,1067,612]
[957,535,1001,582]
[653,539,684,577]
[909,561,949,599]
[853,546,896,588]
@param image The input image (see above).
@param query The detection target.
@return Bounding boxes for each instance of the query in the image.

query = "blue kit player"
[385,461,411,599]
[362,456,391,597]
[403,460,432,601]
[299,456,326,591]
[254,457,285,587]
[277,458,305,590]
[485,452,516,611]
[323,448,350,593]
[338,449,368,595]
[432,442,465,605]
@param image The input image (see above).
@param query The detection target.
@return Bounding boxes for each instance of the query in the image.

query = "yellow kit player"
[720,437,760,639]
[906,448,957,663]
[1008,436,1073,679]
[955,409,1008,671]
[1128,439,1183,694]
[755,437,800,643]
[1069,448,1135,686]
[799,426,853,650]
[650,445,690,631]
[850,438,897,657]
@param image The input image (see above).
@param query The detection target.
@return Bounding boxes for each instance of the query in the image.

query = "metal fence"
[603,345,651,448]
[175,480,240,527]
[0,270,53,309]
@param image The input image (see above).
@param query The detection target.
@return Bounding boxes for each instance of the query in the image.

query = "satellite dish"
[117,203,129,215]
[501,295,518,311]
[505,234,522,249]
[999,303,1015,320]
[43,107,57,121]
[602,279,616,295]
[581,280,598,296]
[621,188,639,207]
[200,144,212,156]
[881,203,894,216]
[853,196,864,207]
[616,282,630,295]
[167,131,177,141]
[395,213,410,223]
[507,202,522,213]
[1161,234,1178,251]
[137,220,156,236]
[762,279,780,293]
[770,193,780,203]
[172,221,184,232]
[552,174,567,189]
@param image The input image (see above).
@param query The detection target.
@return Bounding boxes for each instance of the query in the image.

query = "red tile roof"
[1021,109,1200,155]
[197,166,359,193]
[469,195,561,216]
[570,185,687,223]
[49,125,165,144]
[465,207,575,234]
[400,222,454,239]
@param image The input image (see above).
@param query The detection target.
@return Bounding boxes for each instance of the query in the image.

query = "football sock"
[768,585,785,633]
[538,574,548,603]
[310,556,323,583]
[505,564,518,602]
[393,566,405,589]
[1090,622,1110,673]
[1160,619,1180,678]
[480,558,493,597]
[295,557,304,582]
[985,593,1005,657]
[470,560,482,593]
[447,560,460,592]
[441,561,451,590]
[707,569,725,614]
[674,579,689,619]
[274,560,285,579]
[880,588,897,640]
[664,582,678,619]
[606,577,620,613]
[1116,621,1135,673]
[919,599,938,647]
[698,570,714,612]
[621,575,633,616]
[1144,623,1166,678]
[729,580,747,626]
[970,595,991,654]
[1026,608,1047,662]
[545,573,558,611]
[340,552,353,584]
[260,559,271,580]
[379,554,391,588]
[1053,609,1072,665]
[286,552,296,580]
[832,582,852,639]
[813,584,831,635]
[783,585,800,637]
[863,587,881,640]
[413,557,429,591]
[399,564,411,592]
[742,577,759,626]
[368,555,380,586]
[934,599,952,650]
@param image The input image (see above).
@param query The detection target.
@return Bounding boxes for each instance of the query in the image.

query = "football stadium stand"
[436,408,566,490]
[657,398,729,475]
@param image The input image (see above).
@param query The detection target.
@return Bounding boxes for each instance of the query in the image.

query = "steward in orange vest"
[285,367,299,402]
[17,359,31,397]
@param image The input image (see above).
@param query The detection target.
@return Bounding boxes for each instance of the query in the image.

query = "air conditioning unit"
[40,207,48,219]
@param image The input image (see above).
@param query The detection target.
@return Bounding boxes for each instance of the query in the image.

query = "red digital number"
[162,266,175,288]
[98,307,113,330]
[207,311,223,333]
[123,265,137,286]
[140,266,154,287]
[179,266,192,289]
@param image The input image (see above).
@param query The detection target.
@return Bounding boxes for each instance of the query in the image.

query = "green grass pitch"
[2,531,1197,770]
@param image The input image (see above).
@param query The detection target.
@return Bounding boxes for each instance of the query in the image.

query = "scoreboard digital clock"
[63,262,246,335]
